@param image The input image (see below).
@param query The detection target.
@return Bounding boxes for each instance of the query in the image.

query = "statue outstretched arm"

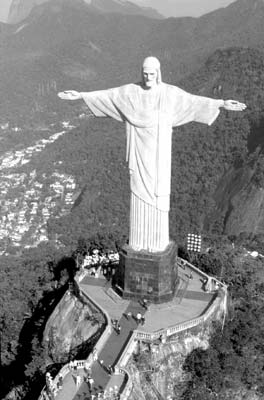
[58,90,82,100]
[171,86,247,127]
[221,100,247,111]
[58,88,124,122]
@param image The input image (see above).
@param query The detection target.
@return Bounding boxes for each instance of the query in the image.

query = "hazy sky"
[0,0,237,22]
[134,0,237,17]
[0,0,11,22]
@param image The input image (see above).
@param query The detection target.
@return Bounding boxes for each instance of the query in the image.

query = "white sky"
[0,0,11,22]
[134,0,237,17]
[0,0,237,22]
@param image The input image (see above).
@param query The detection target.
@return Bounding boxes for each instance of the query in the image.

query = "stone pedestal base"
[115,242,178,304]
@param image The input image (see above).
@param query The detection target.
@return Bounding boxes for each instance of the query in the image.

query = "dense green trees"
[181,244,264,399]
[2,46,264,399]
[42,48,264,246]
[0,244,70,399]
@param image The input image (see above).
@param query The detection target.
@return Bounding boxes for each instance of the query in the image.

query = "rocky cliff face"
[127,294,260,400]
[127,295,227,399]
[208,163,264,237]
[128,327,211,400]
[225,183,264,236]
[43,290,104,363]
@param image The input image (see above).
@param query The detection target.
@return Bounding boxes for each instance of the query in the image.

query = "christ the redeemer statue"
[58,57,246,253]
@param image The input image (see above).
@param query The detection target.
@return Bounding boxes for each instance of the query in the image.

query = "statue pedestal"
[116,242,178,304]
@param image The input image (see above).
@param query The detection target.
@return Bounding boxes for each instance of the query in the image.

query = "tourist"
[112,319,117,328]
[84,362,91,376]
[99,359,105,371]
[108,364,114,375]
[58,374,63,390]
[205,276,213,292]
[88,377,94,391]
[136,312,142,324]
[73,360,77,371]
[92,348,98,361]
[142,298,148,310]
[116,323,121,335]
[202,277,207,291]
[76,375,81,387]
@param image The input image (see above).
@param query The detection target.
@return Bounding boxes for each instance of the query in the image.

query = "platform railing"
[177,257,227,290]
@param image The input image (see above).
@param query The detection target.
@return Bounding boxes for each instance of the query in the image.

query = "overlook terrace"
[40,258,227,400]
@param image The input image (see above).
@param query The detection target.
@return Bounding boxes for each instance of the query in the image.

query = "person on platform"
[136,312,142,324]
[142,298,148,310]
[92,348,98,362]
[58,57,246,253]
[116,323,121,335]
[75,374,81,387]
[88,376,94,391]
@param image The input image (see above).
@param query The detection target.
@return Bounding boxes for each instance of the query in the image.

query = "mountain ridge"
[7,0,163,24]
[2,0,264,244]
[2,0,264,121]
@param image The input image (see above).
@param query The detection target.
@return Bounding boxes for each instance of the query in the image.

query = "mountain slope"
[8,0,48,24]
[171,46,264,239]
[44,47,264,245]
[89,0,163,18]
[144,0,264,81]
[213,165,264,237]
[7,0,163,24]
[2,0,264,123]
[1,0,158,122]
[2,0,264,245]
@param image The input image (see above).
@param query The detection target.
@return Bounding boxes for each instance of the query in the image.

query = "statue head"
[142,56,162,89]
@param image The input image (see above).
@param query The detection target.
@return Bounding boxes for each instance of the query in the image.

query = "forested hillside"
[42,47,264,247]
[2,0,264,124]
[180,242,264,400]
[172,47,264,240]
[0,244,74,400]
[1,1,264,399]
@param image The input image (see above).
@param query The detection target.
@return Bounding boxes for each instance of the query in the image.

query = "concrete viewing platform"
[53,261,217,400]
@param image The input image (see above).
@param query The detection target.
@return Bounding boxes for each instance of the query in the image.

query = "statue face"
[142,68,158,88]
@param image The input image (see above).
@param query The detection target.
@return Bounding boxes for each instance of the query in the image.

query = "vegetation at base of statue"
[0,243,77,400]
[0,234,124,400]
[179,240,264,400]
[1,233,264,400]
[132,239,264,400]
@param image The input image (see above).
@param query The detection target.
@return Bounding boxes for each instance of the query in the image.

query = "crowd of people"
[82,249,119,269]
[80,249,120,281]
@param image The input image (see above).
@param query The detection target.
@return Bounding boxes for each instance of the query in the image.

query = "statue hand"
[223,100,247,111]
[57,90,82,100]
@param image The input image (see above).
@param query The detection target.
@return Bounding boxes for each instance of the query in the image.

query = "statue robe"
[81,83,223,252]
